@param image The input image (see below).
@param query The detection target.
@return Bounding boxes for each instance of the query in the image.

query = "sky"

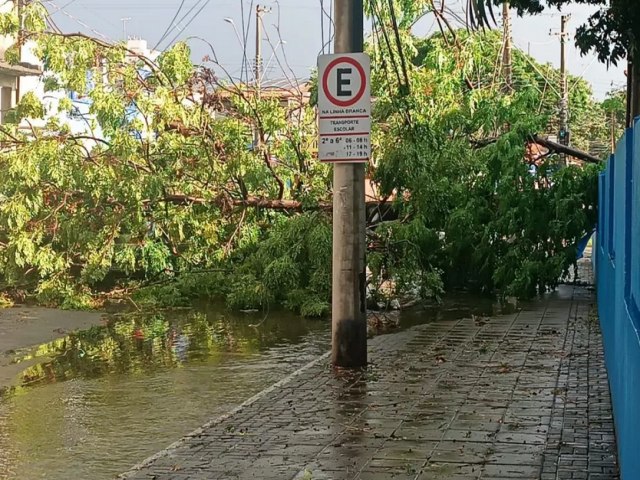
[46,0,626,100]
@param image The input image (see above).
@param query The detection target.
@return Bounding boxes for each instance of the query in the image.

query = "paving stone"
[119,278,619,480]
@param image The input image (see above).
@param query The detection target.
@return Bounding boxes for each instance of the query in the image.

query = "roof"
[0,61,41,76]
[213,77,311,100]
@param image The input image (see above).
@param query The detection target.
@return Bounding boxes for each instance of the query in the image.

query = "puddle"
[0,308,330,480]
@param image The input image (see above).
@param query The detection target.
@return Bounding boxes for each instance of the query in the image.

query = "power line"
[44,0,112,41]
[240,0,248,83]
[320,0,324,54]
[162,0,211,49]
[52,0,80,12]
[242,0,255,83]
[153,0,187,50]
[318,0,334,56]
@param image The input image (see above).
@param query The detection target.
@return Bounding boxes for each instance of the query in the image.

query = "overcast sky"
[47,0,626,100]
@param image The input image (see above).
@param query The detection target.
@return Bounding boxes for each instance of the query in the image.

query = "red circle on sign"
[322,56,367,108]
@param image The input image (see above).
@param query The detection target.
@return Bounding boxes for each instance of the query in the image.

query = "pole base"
[332,318,367,368]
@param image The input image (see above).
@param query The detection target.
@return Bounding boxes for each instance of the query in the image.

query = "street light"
[224,18,248,83]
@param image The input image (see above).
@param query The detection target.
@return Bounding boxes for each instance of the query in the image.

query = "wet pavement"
[120,284,618,480]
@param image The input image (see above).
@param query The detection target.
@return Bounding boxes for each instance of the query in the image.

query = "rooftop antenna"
[121,17,131,41]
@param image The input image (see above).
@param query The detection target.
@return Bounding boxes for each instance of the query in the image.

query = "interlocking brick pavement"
[120,284,618,480]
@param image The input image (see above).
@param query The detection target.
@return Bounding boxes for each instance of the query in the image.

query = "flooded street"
[0,308,330,480]
[0,297,497,480]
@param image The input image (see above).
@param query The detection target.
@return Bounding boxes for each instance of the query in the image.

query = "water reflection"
[9,309,330,388]
[0,309,330,480]
[0,293,503,480]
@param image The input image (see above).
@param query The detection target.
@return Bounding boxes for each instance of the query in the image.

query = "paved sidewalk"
[121,286,618,480]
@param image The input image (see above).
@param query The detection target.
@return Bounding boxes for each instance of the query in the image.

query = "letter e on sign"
[317,53,371,163]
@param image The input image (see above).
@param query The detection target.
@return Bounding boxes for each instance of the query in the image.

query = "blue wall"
[596,118,640,479]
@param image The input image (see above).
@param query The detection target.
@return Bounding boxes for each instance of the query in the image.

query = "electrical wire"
[242,0,255,83]
[328,0,332,54]
[320,0,324,54]
[44,0,112,41]
[269,0,301,86]
[260,14,296,88]
[48,0,79,13]
[318,0,334,57]
[153,0,187,50]
[240,0,248,83]
[160,0,210,50]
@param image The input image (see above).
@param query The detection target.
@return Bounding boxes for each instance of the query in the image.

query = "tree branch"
[159,194,388,212]
[530,135,603,164]
[470,134,603,164]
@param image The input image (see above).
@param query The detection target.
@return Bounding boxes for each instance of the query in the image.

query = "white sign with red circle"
[317,53,370,163]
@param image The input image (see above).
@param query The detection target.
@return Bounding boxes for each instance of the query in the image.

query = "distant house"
[21,38,160,143]
[213,78,311,111]
[0,0,41,123]
[199,78,312,157]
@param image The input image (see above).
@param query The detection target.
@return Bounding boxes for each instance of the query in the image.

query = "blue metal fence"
[596,118,640,479]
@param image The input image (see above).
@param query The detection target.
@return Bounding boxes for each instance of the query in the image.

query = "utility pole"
[255,5,268,89]
[253,5,268,149]
[121,17,131,41]
[629,49,640,126]
[626,57,632,128]
[559,14,570,165]
[331,0,367,368]
[502,2,513,92]
[611,109,616,152]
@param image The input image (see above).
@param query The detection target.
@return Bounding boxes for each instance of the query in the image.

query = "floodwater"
[0,296,501,480]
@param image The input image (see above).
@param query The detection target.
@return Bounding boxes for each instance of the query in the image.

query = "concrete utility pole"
[255,5,268,90]
[254,5,268,148]
[121,17,131,41]
[551,15,571,154]
[626,57,633,128]
[629,51,640,127]
[611,109,616,152]
[331,0,367,368]
[559,14,570,164]
[502,2,513,92]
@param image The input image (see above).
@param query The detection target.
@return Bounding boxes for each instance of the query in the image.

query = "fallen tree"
[0,7,606,312]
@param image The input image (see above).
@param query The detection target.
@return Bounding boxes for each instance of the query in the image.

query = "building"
[0,0,41,123]
[20,38,160,141]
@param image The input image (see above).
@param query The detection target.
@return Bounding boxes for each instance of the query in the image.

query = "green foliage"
[14,92,45,121]
[134,213,332,316]
[0,15,326,310]
[132,271,229,308]
[225,212,332,316]
[0,11,19,36]
[157,42,193,85]
[36,278,96,310]
[0,7,606,313]
[368,27,602,299]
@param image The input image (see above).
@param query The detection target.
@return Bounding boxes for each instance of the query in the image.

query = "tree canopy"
[0,1,611,313]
